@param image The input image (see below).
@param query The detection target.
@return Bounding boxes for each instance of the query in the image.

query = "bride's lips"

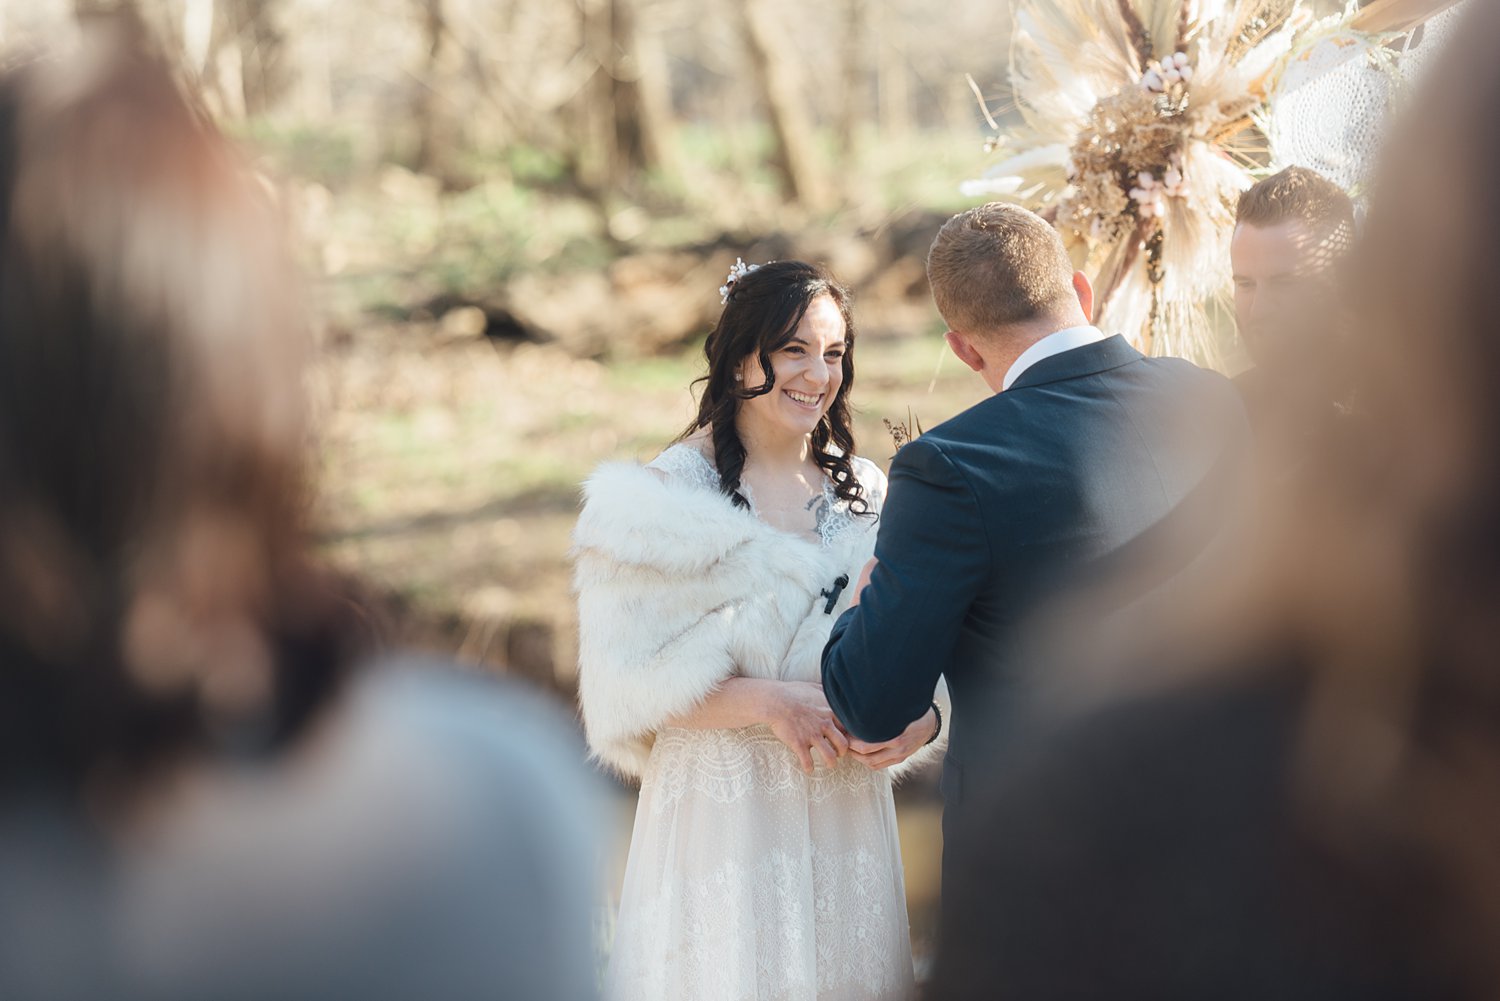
[783,389,825,411]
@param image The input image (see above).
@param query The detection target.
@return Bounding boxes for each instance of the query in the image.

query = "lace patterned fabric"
[610,727,912,1001]
[645,726,888,812]
[1269,3,1473,198]
[647,444,886,550]
[608,445,910,1001]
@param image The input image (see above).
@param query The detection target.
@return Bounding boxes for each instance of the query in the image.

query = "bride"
[573,260,945,1000]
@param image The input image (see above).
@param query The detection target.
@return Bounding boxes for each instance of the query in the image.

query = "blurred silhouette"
[0,22,600,1001]
[1230,166,1358,468]
[930,3,1500,999]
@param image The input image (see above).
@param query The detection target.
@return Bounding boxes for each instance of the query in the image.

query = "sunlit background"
[0,0,1103,962]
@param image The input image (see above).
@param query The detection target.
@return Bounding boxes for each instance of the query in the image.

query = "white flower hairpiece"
[719,257,765,304]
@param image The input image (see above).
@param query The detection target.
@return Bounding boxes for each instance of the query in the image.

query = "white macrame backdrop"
[1268,2,1470,197]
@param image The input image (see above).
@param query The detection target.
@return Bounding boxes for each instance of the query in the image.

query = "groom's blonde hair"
[926,202,1076,337]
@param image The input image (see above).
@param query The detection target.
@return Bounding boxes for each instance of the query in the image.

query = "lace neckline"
[650,444,860,550]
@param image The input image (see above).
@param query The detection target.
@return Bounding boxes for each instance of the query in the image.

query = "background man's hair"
[1236,166,1355,235]
[926,202,1077,336]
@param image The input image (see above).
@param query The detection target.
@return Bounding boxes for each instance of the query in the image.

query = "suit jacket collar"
[1005,334,1144,392]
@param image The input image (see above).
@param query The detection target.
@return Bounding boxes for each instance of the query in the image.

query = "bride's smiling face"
[736,294,848,442]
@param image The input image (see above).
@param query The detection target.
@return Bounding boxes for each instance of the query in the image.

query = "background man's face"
[1231,219,1347,371]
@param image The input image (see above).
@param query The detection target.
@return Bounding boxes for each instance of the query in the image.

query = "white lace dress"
[605,444,915,1001]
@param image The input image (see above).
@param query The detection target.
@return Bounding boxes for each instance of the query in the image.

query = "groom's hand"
[847,707,938,770]
[848,557,879,608]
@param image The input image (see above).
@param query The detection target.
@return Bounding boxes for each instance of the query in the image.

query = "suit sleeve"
[821,436,993,742]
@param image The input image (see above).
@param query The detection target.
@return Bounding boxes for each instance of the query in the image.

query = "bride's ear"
[945,330,987,374]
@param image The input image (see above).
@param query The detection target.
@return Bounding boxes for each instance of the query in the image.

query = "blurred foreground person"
[930,3,1500,999]
[0,26,599,1001]
[1230,166,1358,464]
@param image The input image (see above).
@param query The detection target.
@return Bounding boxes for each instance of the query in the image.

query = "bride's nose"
[800,354,832,388]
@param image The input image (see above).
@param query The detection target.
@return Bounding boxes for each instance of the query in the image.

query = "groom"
[821,203,1248,858]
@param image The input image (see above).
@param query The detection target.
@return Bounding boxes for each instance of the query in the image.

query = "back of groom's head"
[927,202,1078,338]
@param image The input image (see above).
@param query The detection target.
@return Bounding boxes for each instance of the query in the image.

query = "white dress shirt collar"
[1001,325,1108,391]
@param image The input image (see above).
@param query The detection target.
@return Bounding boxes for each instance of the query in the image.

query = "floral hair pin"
[719,257,766,304]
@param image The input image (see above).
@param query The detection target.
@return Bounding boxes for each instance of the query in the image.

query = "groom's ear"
[1072,270,1095,323]
[944,330,987,373]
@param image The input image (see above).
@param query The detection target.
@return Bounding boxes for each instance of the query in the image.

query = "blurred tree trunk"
[608,0,675,179]
[837,0,868,168]
[226,0,288,116]
[876,1,910,141]
[412,0,469,186]
[575,0,613,193]
[739,0,825,210]
[575,0,678,194]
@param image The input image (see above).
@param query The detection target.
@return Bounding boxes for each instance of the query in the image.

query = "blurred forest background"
[3,0,1360,700]
[5,0,1015,696]
[4,0,1073,956]
[5,0,1355,964]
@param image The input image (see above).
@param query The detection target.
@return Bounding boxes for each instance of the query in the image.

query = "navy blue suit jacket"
[821,335,1247,813]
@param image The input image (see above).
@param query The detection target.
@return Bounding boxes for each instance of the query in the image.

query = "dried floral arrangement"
[964,0,1313,366]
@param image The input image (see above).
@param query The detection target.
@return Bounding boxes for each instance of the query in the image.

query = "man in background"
[1230,166,1357,455]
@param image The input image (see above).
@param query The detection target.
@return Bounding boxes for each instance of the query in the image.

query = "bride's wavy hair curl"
[678,260,868,516]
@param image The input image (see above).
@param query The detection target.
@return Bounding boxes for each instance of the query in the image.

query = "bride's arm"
[664,678,778,729]
[665,678,851,774]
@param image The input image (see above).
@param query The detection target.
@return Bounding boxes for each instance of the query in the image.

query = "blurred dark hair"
[0,29,363,798]
[678,260,867,514]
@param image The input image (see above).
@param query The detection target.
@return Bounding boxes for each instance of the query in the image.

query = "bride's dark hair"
[678,260,867,515]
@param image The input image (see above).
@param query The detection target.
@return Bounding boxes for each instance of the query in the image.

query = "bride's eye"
[783,345,806,356]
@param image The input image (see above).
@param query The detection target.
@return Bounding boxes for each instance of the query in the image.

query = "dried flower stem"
[1117,0,1155,66]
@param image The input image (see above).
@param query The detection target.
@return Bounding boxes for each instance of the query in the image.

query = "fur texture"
[572,460,946,781]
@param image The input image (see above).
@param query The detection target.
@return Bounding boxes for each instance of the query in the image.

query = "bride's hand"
[848,707,937,770]
[764,681,850,775]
